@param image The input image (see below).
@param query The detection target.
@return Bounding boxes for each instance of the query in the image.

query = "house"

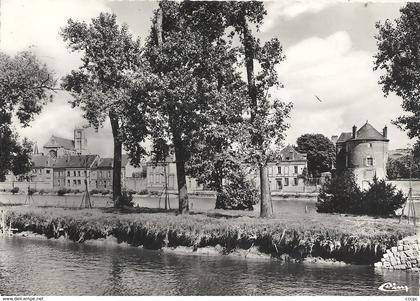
[334,121,389,189]
[250,145,308,193]
[51,155,99,190]
[146,154,203,193]
[92,155,131,190]
[29,154,54,190]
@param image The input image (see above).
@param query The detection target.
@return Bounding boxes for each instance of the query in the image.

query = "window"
[78,171,81,177]
[73,180,76,186]
[294,178,298,186]
[67,171,70,176]
[276,179,282,190]
[57,180,60,186]
[108,171,111,177]
[73,171,76,176]
[67,180,70,186]
[39,169,42,174]
[284,178,289,186]
[278,166,282,174]
[368,143,372,148]
[46,170,50,174]
[84,170,87,175]
[294,166,298,174]
[284,166,289,175]
[77,180,81,185]
[366,157,374,166]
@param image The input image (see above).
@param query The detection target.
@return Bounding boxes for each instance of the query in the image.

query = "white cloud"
[262,0,335,32]
[276,31,411,149]
[1,0,116,155]
[1,0,111,76]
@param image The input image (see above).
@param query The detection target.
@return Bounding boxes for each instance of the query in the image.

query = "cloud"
[262,0,335,32]
[1,0,117,155]
[1,0,111,76]
[276,31,411,149]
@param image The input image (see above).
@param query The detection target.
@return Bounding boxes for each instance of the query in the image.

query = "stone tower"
[335,122,389,190]
[74,127,88,155]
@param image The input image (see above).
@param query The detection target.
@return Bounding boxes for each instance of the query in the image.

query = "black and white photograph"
[0,0,419,298]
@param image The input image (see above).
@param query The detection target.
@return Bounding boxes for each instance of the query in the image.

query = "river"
[0,236,418,296]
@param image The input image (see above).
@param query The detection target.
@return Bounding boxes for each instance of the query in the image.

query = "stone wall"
[374,236,419,271]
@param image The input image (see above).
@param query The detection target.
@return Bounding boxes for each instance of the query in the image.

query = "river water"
[0,236,418,296]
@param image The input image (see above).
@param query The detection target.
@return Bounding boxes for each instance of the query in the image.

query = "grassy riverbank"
[3,206,416,264]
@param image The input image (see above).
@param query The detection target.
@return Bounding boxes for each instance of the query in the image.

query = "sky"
[0,0,413,157]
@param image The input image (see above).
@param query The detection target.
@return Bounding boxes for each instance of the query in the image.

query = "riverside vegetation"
[4,206,415,265]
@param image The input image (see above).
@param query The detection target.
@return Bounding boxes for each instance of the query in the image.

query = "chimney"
[352,125,357,139]
[383,126,387,138]
[331,135,338,144]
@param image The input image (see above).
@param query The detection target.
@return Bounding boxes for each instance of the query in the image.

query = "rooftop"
[43,135,75,150]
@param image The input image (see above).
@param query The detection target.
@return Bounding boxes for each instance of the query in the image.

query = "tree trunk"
[174,141,189,214]
[260,165,273,218]
[110,112,122,207]
[242,19,272,217]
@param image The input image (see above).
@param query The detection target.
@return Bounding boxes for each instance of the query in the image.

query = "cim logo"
[378,282,409,292]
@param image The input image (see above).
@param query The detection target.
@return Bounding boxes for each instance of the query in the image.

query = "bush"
[57,188,70,196]
[215,172,258,210]
[138,189,148,195]
[38,189,45,195]
[28,188,36,195]
[101,189,110,196]
[363,177,406,217]
[317,171,363,214]
[317,173,406,217]
[90,189,100,195]
[115,190,134,208]
[11,187,19,194]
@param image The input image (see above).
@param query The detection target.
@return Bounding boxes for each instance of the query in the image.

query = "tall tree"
[224,2,292,218]
[296,134,335,177]
[0,51,56,179]
[142,1,241,213]
[374,3,420,146]
[61,13,147,206]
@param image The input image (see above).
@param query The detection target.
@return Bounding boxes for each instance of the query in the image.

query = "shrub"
[317,173,406,217]
[317,171,363,214]
[101,189,110,196]
[11,187,19,194]
[90,189,100,195]
[57,188,70,196]
[138,189,148,195]
[28,188,37,195]
[116,190,134,208]
[215,172,258,210]
[38,189,45,195]
[362,177,406,217]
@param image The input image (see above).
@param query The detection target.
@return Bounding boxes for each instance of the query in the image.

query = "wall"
[125,177,147,192]
[348,140,388,189]
[374,236,419,271]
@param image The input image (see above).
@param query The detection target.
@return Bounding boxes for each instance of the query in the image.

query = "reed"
[4,206,415,264]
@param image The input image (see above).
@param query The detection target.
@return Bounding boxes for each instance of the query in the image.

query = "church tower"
[74,127,88,155]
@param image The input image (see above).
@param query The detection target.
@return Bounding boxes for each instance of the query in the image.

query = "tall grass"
[4,206,415,264]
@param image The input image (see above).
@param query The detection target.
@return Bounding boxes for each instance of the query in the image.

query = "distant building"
[334,122,389,189]
[146,154,203,193]
[251,145,308,193]
[42,127,88,158]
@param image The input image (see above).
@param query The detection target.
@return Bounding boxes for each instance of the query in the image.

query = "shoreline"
[13,230,353,266]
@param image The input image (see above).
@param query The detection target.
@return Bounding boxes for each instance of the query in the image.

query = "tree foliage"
[0,51,55,179]
[387,155,420,179]
[222,1,293,218]
[374,3,420,141]
[61,13,148,205]
[296,134,335,177]
[139,1,252,213]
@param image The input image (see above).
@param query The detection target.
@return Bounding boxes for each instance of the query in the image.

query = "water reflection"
[0,237,418,296]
